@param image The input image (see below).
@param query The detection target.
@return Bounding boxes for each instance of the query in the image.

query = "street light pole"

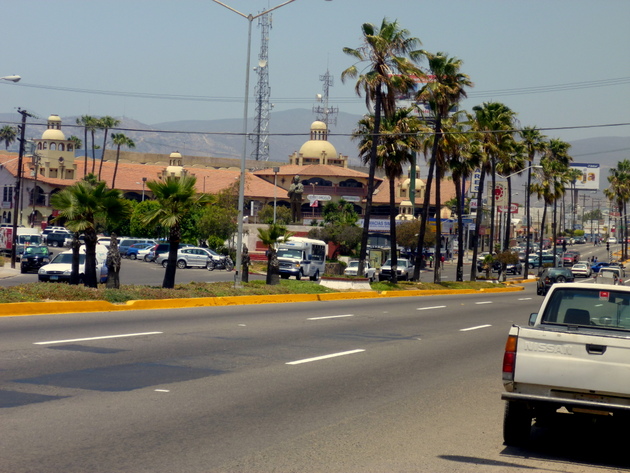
[211,0,319,287]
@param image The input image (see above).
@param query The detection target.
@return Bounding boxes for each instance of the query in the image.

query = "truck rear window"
[541,287,630,331]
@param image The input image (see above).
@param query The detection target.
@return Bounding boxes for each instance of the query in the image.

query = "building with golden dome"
[288,121,348,167]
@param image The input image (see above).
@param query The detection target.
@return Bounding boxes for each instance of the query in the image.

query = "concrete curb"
[0,285,525,317]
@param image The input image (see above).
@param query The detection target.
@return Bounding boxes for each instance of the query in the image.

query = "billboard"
[570,163,600,191]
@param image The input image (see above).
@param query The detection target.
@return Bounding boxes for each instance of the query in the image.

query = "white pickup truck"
[501,282,630,446]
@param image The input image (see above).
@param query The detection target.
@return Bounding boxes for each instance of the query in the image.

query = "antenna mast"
[312,70,338,128]
[251,12,272,161]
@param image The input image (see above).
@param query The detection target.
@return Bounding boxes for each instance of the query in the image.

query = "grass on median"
[0,277,509,304]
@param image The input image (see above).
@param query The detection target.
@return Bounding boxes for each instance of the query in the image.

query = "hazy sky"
[1,0,629,143]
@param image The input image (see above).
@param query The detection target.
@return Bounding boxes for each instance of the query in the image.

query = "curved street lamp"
[211,0,331,286]
[0,75,21,83]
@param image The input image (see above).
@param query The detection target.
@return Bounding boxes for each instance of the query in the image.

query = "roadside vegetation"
[0,274,509,306]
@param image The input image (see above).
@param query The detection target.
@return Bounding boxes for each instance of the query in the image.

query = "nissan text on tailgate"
[501,282,630,446]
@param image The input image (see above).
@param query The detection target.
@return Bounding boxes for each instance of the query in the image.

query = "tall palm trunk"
[98,128,109,180]
[525,166,533,276]
[489,157,496,253]
[470,171,487,280]
[433,158,442,283]
[388,176,398,283]
[112,146,122,188]
[83,127,88,178]
[538,204,548,270]
[503,176,513,251]
[358,88,382,277]
[90,129,96,174]
[454,174,464,281]
[413,153,436,281]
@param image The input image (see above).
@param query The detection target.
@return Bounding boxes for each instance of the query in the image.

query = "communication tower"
[312,70,338,128]
[251,13,272,161]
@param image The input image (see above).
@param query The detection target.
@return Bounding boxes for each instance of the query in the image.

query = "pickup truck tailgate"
[515,326,630,395]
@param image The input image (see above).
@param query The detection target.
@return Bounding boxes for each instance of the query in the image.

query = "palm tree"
[530,141,571,269]
[97,116,120,180]
[85,116,99,174]
[342,18,424,277]
[257,224,293,285]
[604,160,630,260]
[471,102,517,255]
[68,135,83,152]
[441,115,479,281]
[546,138,572,257]
[0,125,17,149]
[111,133,136,188]
[413,52,472,283]
[353,107,423,283]
[142,175,214,289]
[497,139,525,251]
[50,174,132,287]
[520,126,547,271]
[76,115,93,177]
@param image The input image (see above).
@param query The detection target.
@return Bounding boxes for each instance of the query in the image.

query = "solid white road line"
[417,306,447,311]
[34,332,163,345]
[286,349,365,365]
[460,325,492,332]
[307,314,354,320]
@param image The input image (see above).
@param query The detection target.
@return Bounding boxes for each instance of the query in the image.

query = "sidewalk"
[0,266,20,279]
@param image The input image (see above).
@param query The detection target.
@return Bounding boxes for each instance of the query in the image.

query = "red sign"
[498,203,519,213]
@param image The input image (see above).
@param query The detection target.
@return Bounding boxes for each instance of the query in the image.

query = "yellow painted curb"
[0,285,524,317]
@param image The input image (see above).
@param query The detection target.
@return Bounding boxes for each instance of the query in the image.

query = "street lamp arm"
[501,164,542,180]
[0,75,21,83]
[211,0,297,20]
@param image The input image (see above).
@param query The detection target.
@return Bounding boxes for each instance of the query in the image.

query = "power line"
[3,76,629,105]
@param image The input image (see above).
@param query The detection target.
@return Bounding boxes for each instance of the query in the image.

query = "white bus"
[277,237,327,281]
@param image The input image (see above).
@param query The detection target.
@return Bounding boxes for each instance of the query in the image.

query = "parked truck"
[0,227,43,257]
[276,237,327,281]
[502,282,630,446]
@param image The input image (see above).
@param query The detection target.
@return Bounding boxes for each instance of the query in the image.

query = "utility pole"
[10,108,33,268]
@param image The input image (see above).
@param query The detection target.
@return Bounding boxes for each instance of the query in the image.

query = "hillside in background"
[1,110,628,175]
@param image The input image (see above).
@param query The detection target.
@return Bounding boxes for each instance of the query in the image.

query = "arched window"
[59,143,65,151]
[50,143,57,150]
[339,179,363,188]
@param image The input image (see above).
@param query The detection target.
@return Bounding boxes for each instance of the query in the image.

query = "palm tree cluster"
[75,115,134,187]
[604,160,630,261]
[343,18,579,283]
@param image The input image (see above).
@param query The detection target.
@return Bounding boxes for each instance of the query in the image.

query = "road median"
[0,285,524,317]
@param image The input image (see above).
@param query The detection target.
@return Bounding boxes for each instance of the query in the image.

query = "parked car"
[20,246,52,273]
[608,237,618,244]
[125,242,154,260]
[344,260,377,281]
[38,247,108,283]
[43,229,73,247]
[118,238,157,256]
[570,263,592,278]
[378,258,414,281]
[536,267,575,296]
[147,243,193,262]
[156,246,214,269]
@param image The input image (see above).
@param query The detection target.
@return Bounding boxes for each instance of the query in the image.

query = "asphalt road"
[1,286,628,472]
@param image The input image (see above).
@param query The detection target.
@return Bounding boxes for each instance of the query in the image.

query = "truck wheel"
[296,271,302,281]
[52,241,59,248]
[503,401,531,447]
[309,270,319,281]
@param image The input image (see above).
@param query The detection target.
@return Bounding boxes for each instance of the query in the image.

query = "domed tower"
[158,151,193,180]
[289,121,348,167]
[33,115,77,180]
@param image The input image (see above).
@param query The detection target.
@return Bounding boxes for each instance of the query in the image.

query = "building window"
[3,186,13,203]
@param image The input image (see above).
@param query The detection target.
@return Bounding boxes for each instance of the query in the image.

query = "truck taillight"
[502,335,517,380]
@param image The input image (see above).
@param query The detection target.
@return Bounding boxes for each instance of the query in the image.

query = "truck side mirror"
[528,313,537,326]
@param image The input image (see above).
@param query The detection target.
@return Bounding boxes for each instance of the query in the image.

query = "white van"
[277,237,327,281]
